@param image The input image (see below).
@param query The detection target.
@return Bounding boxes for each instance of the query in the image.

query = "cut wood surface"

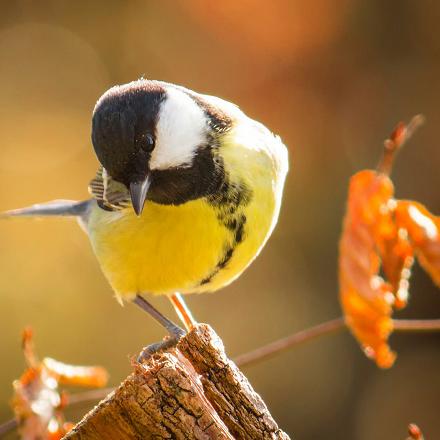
[63,324,290,440]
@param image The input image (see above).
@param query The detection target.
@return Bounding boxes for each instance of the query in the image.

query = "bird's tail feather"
[1,199,92,218]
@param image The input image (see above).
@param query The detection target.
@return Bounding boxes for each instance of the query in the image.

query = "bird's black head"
[91,80,231,215]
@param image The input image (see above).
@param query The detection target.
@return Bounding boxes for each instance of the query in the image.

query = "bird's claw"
[137,331,186,364]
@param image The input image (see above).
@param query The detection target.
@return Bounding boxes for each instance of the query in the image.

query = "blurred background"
[1,1,440,438]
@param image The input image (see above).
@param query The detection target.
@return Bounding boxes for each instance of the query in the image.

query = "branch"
[64,324,290,440]
[377,114,425,176]
[393,319,440,332]
[234,317,440,368]
[234,318,344,367]
[0,419,17,437]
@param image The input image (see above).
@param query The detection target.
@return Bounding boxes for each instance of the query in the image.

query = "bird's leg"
[133,294,186,363]
[169,292,197,331]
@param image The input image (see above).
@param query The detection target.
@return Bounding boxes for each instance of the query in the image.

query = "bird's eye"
[140,134,155,153]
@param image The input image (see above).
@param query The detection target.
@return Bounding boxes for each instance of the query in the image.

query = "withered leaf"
[396,200,440,286]
[339,170,397,368]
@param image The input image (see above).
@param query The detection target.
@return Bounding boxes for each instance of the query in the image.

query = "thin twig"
[0,418,17,436]
[393,319,440,332]
[377,114,425,176]
[234,318,345,367]
[234,317,440,368]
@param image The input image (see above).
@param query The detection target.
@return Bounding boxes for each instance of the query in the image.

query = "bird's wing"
[88,165,130,211]
[1,199,92,218]
[1,165,131,223]
[1,199,94,232]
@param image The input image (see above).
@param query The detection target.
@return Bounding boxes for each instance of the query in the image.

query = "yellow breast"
[87,185,274,298]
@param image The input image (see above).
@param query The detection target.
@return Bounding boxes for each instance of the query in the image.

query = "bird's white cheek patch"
[150,88,208,170]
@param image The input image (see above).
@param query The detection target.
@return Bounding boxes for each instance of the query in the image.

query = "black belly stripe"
[199,177,251,287]
[199,214,247,286]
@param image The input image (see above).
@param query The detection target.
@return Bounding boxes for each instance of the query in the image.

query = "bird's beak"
[129,174,151,216]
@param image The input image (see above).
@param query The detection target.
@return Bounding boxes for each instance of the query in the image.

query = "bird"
[2,79,289,356]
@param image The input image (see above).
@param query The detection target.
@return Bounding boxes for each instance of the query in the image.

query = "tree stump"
[63,324,290,439]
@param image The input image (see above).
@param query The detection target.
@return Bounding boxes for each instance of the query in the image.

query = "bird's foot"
[132,294,187,363]
[137,330,185,364]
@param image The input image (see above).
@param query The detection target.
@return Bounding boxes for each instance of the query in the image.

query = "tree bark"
[63,324,290,440]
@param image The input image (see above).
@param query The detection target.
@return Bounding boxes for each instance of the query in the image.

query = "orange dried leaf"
[21,327,38,369]
[340,115,425,368]
[407,423,424,440]
[396,200,440,286]
[12,359,64,440]
[43,358,109,388]
[339,170,397,368]
[375,201,414,309]
[47,418,64,440]
[11,329,109,440]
